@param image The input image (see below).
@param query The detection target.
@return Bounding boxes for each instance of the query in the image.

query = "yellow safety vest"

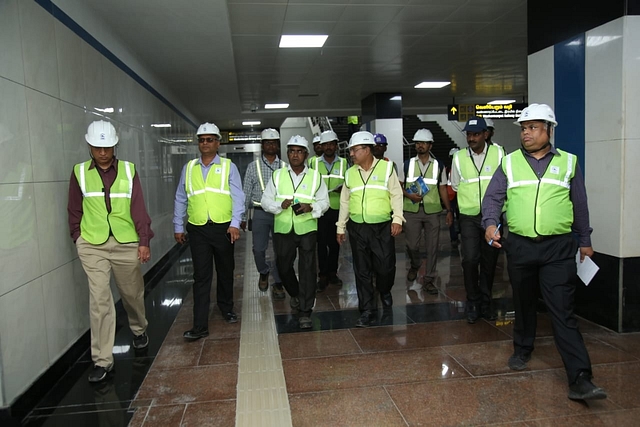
[403,157,441,214]
[253,158,287,207]
[273,168,321,234]
[454,144,504,215]
[73,160,138,245]
[504,149,576,237]
[314,156,347,210]
[344,159,393,224]
[185,157,232,225]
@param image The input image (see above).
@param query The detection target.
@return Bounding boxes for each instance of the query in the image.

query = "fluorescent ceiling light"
[150,123,171,128]
[279,35,328,48]
[242,121,261,126]
[95,107,114,113]
[265,103,289,109]
[414,81,450,89]
[488,99,516,105]
[389,95,402,101]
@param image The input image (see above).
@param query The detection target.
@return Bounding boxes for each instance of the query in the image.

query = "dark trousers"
[505,232,592,384]
[347,220,396,312]
[251,208,280,282]
[187,221,235,329]
[273,231,317,315]
[317,208,340,277]
[459,213,499,307]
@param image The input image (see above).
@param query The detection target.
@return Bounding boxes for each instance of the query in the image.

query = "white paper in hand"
[575,250,599,286]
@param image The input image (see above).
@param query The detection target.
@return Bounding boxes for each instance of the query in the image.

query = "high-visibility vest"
[73,160,138,244]
[184,158,232,225]
[273,168,321,234]
[403,157,441,214]
[454,144,504,215]
[504,149,576,237]
[253,158,287,207]
[344,159,393,224]
[314,156,347,210]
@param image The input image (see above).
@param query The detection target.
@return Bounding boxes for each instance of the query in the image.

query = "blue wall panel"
[554,34,586,172]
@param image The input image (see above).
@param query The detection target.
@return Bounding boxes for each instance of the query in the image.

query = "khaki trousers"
[76,236,147,367]
[403,208,440,284]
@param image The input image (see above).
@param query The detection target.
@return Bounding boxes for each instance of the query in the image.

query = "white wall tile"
[25,88,65,182]
[61,102,91,173]
[623,17,640,140]
[585,18,624,144]
[55,21,86,108]
[585,139,623,257]
[0,0,25,84]
[621,137,640,257]
[42,262,89,362]
[34,182,77,274]
[0,78,32,184]
[82,42,104,112]
[0,182,42,296]
[0,278,49,403]
[527,46,554,107]
[19,0,60,97]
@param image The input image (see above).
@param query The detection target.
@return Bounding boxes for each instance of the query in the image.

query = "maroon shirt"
[67,158,154,246]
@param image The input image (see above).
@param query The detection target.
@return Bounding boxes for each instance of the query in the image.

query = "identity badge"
[484,165,492,173]
[550,166,560,174]
[215,167,222,174]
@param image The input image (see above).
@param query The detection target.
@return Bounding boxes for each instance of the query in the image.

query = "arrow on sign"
[450,106,457,114]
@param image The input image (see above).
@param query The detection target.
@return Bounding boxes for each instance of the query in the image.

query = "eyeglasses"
[198,137,219,143]
[349,146,367,154]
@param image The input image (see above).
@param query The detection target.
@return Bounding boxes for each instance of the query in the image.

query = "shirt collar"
[89,157,117,171]
[198,154,220,167]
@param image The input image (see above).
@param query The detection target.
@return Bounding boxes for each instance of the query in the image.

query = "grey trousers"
[403,208,440,284]
[252,208,281,283]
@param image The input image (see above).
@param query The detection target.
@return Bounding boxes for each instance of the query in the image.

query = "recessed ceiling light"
[95,107,114,113]
[488,99,516,104]
[150,123,171,128]
[389,95,402,101]
[242,121,261,126]
[279,35,328,48]
[265,103,289,109]
[414,81,451,89]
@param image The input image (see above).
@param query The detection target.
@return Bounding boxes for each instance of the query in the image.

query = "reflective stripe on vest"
[254,159,287,206]
[314,156,347,210]
[273,168,320,234]
[504,149,576,237]
[74,160,138,245]
[454,145,504,216]
[185,158,233,225]
[403,157,441,214]
[345,159,393,224]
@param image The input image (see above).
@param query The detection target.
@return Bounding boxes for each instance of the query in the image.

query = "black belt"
[253,205,263,210]
[517,233,569,243]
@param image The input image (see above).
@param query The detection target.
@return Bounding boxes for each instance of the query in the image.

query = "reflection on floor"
[22,220,640,426]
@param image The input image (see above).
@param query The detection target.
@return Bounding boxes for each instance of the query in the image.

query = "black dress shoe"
[316,276,328,293]
[568,372,607,400]
[355,310,375,328]
[223,311,238,323]
[380,292,393,308]
[88,364,113,383]
[507,352,531,371]
[466,304,479,324]
[183,328,209,341]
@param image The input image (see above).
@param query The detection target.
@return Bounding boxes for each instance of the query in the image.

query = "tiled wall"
[526,16,640,331]
[0,0,196,406]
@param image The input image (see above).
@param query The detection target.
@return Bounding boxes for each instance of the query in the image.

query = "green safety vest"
[344,159,393,224]
[403,157,441,214]
[253,158,287,207]
[454,144,504,215]
[185,157,232,225]
[347,116,358,125]
[73,160,138,245]
[307,155,319,168]
[504,149,576,237]
[314,156,347,210]
[273,168,321,234]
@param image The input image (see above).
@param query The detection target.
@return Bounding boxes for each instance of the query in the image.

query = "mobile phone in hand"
[292,203,303,215]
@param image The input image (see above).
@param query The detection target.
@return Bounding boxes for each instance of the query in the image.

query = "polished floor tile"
[278,330,362,359]
[181,400,236,427]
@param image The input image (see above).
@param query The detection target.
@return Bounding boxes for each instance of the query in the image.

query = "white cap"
[320,130,338,144]
[261,128,280,140]
[347,131,375,148]
[196,122,221,137]
[85,120,118,147]
[286,135,309,150]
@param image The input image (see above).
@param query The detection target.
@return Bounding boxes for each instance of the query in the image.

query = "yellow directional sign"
[450,106,457,114]
[447,104,459,121]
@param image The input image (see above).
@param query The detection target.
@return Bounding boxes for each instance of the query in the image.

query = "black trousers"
[347,220,396,312]
[273,231,317,315]
[187,221,235,329]
[505,232,592,384]
[459,213,499,307]
[317,208,340,277]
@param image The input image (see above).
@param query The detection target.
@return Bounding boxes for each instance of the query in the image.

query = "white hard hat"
[261,128,280,140]
[312,135,321,144]
[449,147,459,156]
[286,135,309,150]
[196,122,222,137]
[514,103,558,126]
[85,120,118,147]
[413,129,434,142]
[320,130,338,144]
[347,131,375,148]
[485,118,495,128]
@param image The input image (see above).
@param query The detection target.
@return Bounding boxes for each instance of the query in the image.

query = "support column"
[361,92,403,175]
